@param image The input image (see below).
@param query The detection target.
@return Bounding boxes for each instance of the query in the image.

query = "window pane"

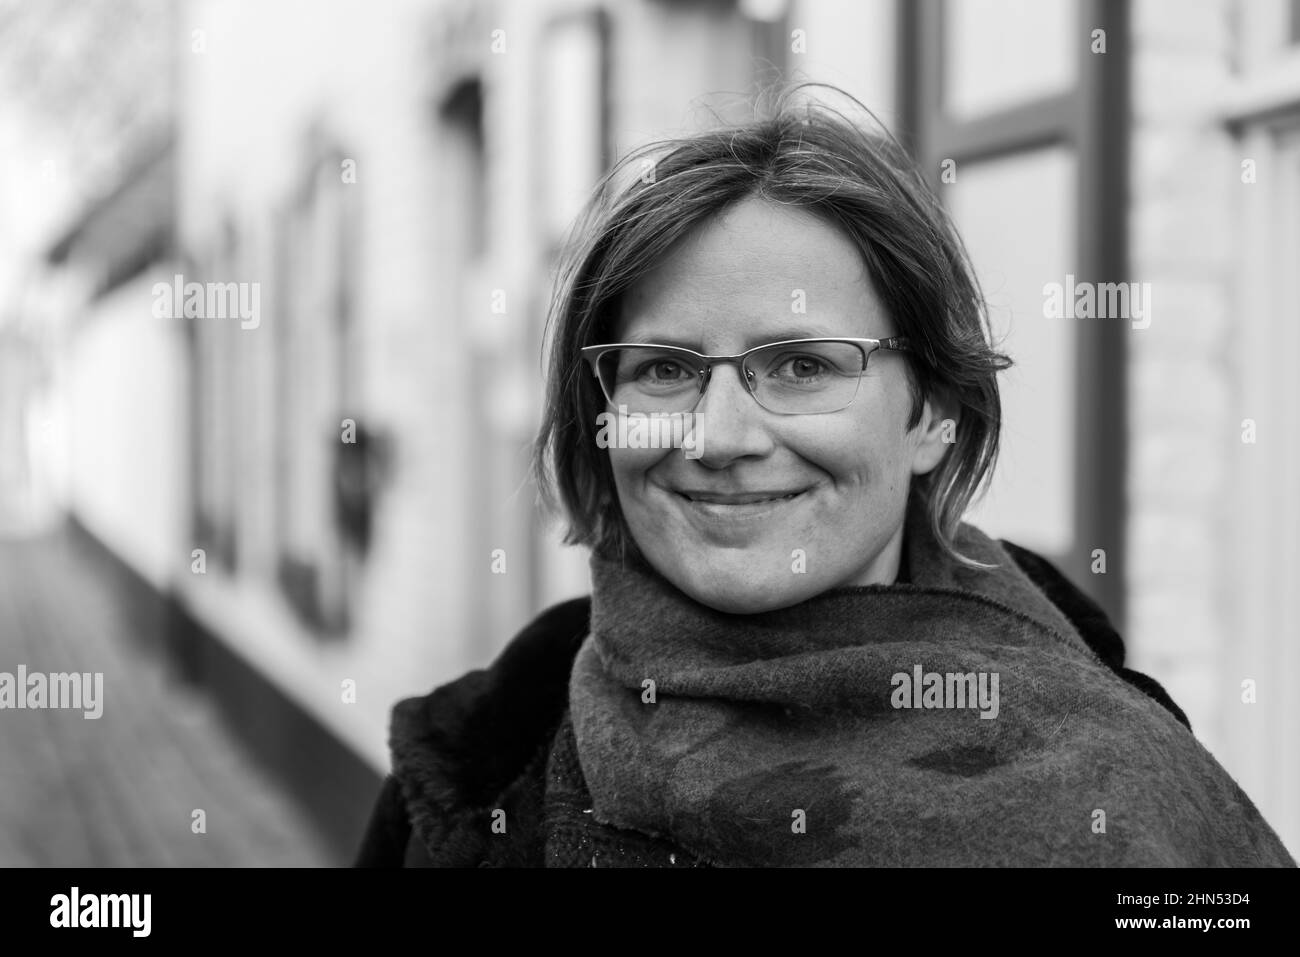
[946,146,1077,554]
[943,0,1078,119]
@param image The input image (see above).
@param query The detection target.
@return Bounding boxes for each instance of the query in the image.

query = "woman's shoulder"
[393,594,591,751]
[354,597,590,866]
[999,539,1191,731]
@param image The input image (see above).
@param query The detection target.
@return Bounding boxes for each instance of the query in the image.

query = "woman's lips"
[672,487,810,522]
[676,489,807,505]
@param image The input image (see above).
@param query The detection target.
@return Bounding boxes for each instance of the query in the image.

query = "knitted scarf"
[567,500,1297,867]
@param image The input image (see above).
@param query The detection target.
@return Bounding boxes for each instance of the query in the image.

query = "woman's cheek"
[609,447,684,528]
[784,428,871,495]
[608,445,677,484]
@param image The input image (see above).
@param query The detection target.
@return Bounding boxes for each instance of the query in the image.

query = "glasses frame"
[579,336,913,416]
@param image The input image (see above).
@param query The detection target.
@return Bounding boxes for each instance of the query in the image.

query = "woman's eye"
[774,356,827,380]
[639,360,688,382]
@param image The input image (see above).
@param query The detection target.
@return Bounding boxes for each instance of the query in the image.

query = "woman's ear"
[910,390,960,477]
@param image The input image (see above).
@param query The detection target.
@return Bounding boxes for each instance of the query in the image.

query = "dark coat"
[353,542,1191,867]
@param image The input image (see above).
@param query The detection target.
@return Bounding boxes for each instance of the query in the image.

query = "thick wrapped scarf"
[567,501,1297,867]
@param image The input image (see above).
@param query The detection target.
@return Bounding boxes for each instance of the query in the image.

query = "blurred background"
[0,0,1296,866]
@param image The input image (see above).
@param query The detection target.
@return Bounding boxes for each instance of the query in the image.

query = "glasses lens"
[745,341,867,414]
[595,347,705,413]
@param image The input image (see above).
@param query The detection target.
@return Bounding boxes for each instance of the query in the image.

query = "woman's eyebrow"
[744,326,851,344]
[620,325,856,349]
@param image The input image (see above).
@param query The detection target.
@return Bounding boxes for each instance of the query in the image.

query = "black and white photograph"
[0,0,1297,918]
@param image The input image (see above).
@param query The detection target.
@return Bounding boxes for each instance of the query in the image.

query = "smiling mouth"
[675,489,808,505]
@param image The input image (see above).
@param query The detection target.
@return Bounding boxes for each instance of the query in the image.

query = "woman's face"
[605,195,955,613]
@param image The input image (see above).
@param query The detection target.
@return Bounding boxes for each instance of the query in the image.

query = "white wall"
[64,273,189,591]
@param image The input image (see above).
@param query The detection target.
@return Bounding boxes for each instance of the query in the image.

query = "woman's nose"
[689,362,776,466]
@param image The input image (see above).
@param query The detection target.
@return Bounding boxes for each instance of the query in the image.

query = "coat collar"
[389,597,590,863]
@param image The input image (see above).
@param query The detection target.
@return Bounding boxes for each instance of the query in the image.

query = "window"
[274,132,359,635]
[901,0,1128,625]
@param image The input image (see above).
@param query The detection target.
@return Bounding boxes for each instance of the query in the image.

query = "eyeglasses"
[580,337,912,416]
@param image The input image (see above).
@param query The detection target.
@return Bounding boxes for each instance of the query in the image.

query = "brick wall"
[1126,0,1236,756]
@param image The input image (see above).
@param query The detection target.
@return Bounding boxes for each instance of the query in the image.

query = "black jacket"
[353,543,1190,867]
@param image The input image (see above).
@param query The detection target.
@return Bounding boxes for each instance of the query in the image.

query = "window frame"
[898,0,1130,627]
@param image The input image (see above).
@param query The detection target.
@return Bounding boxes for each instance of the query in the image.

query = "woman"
[355,86,1295,868]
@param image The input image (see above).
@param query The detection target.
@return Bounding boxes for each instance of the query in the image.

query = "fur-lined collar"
[388,598,589,865]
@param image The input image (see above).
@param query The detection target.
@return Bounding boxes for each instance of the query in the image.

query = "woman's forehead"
[635,197,870,289]
[614,195,887,344]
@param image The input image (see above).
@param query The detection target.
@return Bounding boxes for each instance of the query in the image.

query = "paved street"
[0,525,338,867]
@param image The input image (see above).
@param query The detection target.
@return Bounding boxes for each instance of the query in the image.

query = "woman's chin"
[666,564,824,615]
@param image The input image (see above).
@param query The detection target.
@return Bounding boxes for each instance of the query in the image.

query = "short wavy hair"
[533,83,1012,568]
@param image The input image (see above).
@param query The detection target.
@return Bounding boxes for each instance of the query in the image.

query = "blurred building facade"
[5,0,1298,858]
